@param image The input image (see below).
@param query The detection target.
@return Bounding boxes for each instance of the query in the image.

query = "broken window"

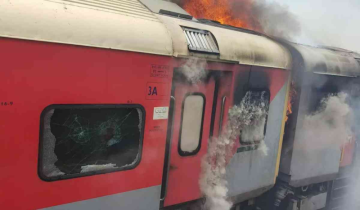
[308,88,338,114]
[240,90,270,145]
[39,105,144,181]
[179,94,205,156]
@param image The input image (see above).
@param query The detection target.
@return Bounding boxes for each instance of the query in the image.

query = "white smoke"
[199,91,269,210]
[290,92,360,209]
[252,0,301,40]
[338,91,360,210]
[180,58,207,84]
[177,58,269,209]
[258,139,269,156]
[299,92,352,150]
[288,92,353,185]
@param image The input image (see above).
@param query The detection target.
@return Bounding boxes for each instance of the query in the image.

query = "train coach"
[0,0,291,209]
[2,0,360,210]
[261,41,360,210]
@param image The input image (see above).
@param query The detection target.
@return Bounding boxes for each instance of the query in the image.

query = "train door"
[212,72,234,138]
[162,71,216,207]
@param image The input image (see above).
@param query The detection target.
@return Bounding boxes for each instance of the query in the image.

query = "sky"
[271,0,360,52]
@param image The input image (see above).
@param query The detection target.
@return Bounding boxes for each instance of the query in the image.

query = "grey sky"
[271,0,360,52]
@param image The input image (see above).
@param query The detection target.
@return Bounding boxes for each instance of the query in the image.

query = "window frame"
[239,88,270,146]
[178,93,206,157]
[38,104,146,182]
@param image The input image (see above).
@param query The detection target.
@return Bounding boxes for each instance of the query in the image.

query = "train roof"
[0,0,291,70]
[283,41,360,77]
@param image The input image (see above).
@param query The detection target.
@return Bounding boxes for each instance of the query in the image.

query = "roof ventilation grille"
[182,27,220,54]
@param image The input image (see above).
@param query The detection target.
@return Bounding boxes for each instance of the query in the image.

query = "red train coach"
[0,0,291,209]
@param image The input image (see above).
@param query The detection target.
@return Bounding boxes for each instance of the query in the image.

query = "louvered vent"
[182,27,219,54]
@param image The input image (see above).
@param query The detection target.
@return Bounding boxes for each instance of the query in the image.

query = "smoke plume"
[168,0,301,39]
[296,91,360,210]
[177,59,269,210]
[179,58,208,84]
[200,91,269,210]
[340,86,360,210]
[250,0,300,39]
[299,93,352,150]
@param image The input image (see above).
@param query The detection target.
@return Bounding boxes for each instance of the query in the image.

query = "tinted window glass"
[179,94,205,156]
[39,105,144,180]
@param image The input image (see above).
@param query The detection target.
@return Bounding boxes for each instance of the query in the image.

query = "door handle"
[219,96,227,135]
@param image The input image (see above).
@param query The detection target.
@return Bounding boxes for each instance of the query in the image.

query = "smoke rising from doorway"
[200,91,269,210]
[179,58,208,84]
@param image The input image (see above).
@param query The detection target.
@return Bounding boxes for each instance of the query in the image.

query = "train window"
[178,94,205,156]
[240,90,270,145]
[39,105,145,181]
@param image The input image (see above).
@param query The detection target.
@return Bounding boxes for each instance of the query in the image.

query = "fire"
[285,81,297,122]
[182,0,262,31]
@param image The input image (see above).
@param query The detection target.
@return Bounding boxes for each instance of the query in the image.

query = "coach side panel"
[0,38,172,210]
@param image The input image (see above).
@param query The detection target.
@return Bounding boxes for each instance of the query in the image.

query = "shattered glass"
[40,107,143,179]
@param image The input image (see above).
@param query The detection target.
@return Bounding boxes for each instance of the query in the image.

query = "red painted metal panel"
[0,37,291,209]
[0,38,172,209]
[163,65,289,206]
[340,137,355,167]
[164,77,216,206]
[267,70,289,103]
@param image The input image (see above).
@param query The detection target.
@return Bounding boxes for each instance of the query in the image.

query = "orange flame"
[183,0,262,31]
[285,80,297,122]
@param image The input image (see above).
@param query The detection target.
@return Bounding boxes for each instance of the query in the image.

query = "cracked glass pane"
[40,106,143,179]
